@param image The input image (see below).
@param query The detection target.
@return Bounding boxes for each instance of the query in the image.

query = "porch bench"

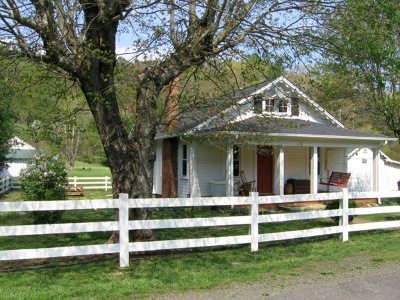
[320,172,351,188]
[65,186,84,196]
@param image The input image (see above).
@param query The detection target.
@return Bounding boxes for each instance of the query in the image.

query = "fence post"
[119,193,130,267]
[250,192,259,252]
[105,176,109,191]
[340,189,349,242]
[74,176,77,187]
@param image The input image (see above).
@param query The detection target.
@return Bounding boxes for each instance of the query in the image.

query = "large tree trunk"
[75,8,157,242]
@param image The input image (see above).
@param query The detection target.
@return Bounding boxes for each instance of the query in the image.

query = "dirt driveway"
[153,258,400,299]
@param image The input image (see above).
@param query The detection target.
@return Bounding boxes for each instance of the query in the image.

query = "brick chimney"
[162,78,179,198]
[164,78,179,132]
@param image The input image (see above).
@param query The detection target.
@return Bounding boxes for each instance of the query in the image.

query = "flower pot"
[284,183,293,195]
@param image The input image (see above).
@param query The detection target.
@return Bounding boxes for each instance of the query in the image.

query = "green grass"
[1,190,400,299]
[67,161,111,178]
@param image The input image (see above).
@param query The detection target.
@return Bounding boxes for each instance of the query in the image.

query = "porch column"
[277,147,284,195]
[373,148,380,192]
[226,145,234,197]
[190,140,201,197]
[310,146,318,194]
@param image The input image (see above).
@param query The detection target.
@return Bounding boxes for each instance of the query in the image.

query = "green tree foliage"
[0,0,341,242]
[19,152,68,224]
[0,58,17,170]
[321,0,400,139]
[287,65,370,131]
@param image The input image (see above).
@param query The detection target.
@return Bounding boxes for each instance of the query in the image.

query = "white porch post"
[190,140,201,197]
[310,146,318,194]
[277,147,285,195]
[373,148,380,193]
[226,144,234,197]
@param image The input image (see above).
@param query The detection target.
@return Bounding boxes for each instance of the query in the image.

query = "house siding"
[197,144,225,196]
[284,146,308,181]
[347,148,400,192]
[380,160,400,191]
[240,146,256,183]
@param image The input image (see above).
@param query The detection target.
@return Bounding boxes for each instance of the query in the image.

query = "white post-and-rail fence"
[0,176,112,193]
[1,190,400,268]
[67,176,112,191]
[0,176,12,194]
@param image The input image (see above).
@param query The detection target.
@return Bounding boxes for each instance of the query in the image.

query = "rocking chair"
[239,170,257,196]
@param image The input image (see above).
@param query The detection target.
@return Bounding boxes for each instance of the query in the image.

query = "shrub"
[325,199,359,225]
[20,152,68,224]
[230,207,249,216]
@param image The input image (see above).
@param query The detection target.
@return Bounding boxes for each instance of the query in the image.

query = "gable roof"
[6,136,37,159]
[188,76,343,134]
[157,76,397,145]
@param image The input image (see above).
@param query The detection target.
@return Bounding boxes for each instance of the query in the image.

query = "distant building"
[0,136,37,178]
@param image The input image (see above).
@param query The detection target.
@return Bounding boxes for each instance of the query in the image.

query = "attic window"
[253,96,289,114]
[278,100,288,113]
[265,99,275,112]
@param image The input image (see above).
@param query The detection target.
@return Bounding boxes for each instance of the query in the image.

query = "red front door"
[257,147,273,194]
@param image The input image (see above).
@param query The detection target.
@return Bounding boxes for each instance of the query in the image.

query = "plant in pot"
[285,179,295,195]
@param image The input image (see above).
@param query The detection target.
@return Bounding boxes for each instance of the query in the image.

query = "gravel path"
[152,258,400,300]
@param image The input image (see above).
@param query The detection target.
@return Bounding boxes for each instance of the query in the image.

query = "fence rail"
[1,190,400,267]
[0,176,112,192]
[67,176,112,191]
[0,176,12,194]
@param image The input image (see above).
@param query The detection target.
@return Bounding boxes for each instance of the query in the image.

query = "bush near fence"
[1,190,400,268]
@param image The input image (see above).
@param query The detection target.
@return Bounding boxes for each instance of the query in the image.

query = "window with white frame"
[309,147,320,176]
[253,96,289,114]
[182,144,188,176]
[233,145,240,177]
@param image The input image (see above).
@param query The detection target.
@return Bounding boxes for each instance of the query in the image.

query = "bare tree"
[0,0,338,242]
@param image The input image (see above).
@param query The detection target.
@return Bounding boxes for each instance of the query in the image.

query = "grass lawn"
[67,161,112,178]
[1,191,400,299]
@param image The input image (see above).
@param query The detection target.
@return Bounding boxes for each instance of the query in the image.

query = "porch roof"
[194,118,396,144]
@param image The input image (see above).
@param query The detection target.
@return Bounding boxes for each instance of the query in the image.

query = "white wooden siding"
[197,144,225,196]
[347,148,373,192]
[347,148,400,192]
[240,146,256,183]
[153,140,163,195]
[284,146,308,181]
[381,160,400,191]
[6,160,28,177]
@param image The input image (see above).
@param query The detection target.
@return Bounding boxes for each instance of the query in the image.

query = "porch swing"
[320,172,351,188]
[320,158,351,188]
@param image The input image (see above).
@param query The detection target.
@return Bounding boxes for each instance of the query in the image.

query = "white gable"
[191,76,344,134]
[8,136,35,150]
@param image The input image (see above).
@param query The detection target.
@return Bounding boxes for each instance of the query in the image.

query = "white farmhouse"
[153,76,399,203]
